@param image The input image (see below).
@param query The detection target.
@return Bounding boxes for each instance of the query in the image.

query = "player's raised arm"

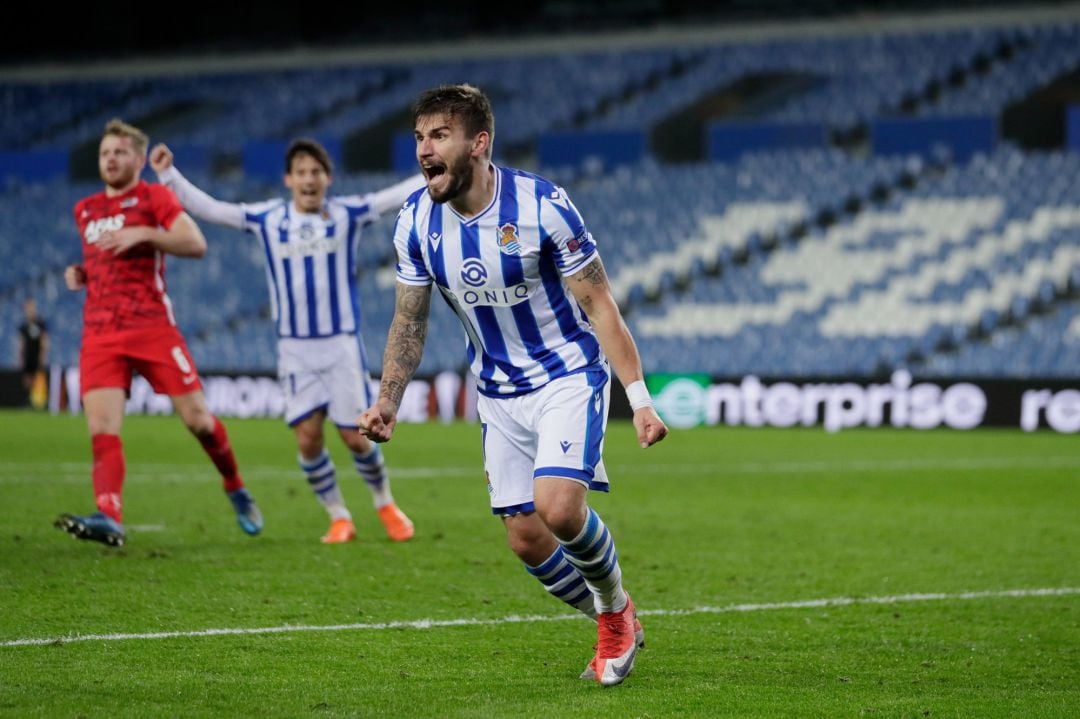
[566,255,668,449]
[356,281,432,442]
[367,174,427,217]
[152,143,247,230]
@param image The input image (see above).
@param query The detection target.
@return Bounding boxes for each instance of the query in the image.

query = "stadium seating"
[628,147,1079,377]
[2,20,1077,380]
[8,24,1073,154]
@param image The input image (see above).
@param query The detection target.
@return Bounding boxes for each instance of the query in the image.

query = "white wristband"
[626,380,653,411]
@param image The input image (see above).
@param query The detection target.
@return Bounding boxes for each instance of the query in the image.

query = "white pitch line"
[2,587,1076,648]
[0,455,1076,485]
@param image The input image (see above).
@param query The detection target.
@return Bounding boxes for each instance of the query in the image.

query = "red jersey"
[74,180,185,337]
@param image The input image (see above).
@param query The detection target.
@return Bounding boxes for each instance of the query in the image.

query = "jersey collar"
[448,164,500,226]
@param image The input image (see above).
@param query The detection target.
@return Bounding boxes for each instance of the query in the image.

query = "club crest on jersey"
[497,223,521,256]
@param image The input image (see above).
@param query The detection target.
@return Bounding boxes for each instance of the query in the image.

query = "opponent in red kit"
[55,119,263,547]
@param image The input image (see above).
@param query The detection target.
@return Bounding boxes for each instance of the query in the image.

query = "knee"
[180,406,215,437]
[86,414,118,436]
[85,407,121,436]
[295,428,325,459]
[504,515,554,565]
[506,526,540,560]
[341,430,371,455]
[535,499,587,541]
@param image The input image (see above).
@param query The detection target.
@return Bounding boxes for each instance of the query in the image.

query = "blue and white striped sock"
[352,445,393,509]
[300,449,350,521]
[560,508,627,614]
[525,546,598,619]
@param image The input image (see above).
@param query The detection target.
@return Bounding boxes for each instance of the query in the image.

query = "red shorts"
[80,325,203,397]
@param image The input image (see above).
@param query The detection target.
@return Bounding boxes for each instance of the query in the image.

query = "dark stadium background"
[2,1,1055,65]
[2,0,1077,432]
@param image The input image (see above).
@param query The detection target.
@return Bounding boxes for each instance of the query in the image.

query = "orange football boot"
[377,504,414,542]
[321,518,357,544]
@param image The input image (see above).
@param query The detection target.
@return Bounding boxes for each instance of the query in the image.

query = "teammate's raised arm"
[366,174,427,217]
[153,143,247,230]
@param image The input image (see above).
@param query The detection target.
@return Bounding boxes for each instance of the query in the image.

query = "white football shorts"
[277,334,373,428]
[477,363,611,516]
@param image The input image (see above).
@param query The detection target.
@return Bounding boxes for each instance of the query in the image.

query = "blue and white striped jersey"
[394,165,603,397]
[158,167,422,339]
[241,197,376,338]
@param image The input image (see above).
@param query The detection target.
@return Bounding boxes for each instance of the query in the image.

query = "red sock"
[199,416,244,493]
[92,434,125,522]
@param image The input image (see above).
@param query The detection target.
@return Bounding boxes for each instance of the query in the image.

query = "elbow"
[188,236,208,258]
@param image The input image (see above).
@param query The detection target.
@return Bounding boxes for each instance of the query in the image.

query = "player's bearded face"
[426,150,473,205]
[98,136,142,190]
[417,115,475,205]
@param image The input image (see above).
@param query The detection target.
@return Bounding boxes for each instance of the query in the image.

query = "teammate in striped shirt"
[357,85,668,686]
[152,140,422,544]
[56,119,262,548]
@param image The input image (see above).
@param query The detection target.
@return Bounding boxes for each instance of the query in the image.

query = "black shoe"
[55,512,126,547]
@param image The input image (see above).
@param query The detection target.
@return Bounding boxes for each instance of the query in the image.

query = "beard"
[427,153,474,205]
[102,165,136,190]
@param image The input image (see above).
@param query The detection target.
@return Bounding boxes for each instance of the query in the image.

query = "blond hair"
[103,118,149,158]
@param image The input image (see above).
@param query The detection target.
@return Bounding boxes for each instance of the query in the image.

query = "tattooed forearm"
[379,284,432,408]
[379,377,410,409]
[574,257,608,287]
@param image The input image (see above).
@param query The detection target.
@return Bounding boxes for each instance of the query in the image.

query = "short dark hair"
[412,84,494,145]
[285,138,333,175]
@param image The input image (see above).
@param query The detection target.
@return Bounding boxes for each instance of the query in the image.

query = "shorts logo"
[560,441,572,454]
[171,346,193,376]
[594,392,602,413]
[497,223,521,256]
[461,258,488,287]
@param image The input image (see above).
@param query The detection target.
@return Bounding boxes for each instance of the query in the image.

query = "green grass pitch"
[0,410,1077,717]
